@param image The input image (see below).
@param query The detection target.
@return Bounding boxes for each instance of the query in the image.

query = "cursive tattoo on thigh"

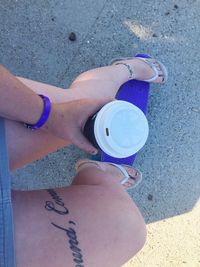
[44,189,85,267]
[52,221,84,266]
[45,189,69,215]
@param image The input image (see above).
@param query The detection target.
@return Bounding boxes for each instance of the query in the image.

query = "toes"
[124,179,135,190]
[149,59,165,83]
[122,166,140,189]
[158,73,165,81]
[127,167,138,177]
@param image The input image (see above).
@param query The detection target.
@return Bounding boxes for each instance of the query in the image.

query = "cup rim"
[94,100,149,158]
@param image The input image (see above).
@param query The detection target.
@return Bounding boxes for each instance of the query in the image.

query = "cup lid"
[94,100,149,158]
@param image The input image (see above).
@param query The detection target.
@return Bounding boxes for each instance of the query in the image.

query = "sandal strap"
[110,56,158,82]
[135,57,159,82]
[110,56,168,83]
[76,160,142,190]
[108,163,130,184]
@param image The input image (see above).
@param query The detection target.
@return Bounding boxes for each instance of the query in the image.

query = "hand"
[44,98,112,154]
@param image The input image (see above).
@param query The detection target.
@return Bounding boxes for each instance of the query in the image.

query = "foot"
[113,57,166,83]
[75,159,142,190]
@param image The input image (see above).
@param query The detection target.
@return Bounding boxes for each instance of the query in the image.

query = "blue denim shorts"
[0,118,16,267]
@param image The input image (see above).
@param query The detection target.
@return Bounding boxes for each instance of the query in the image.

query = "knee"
[107,195,147,263]
[101,198,147,265]
[131,214,147,254]
[121,208,147,259]
[114,215,146,266]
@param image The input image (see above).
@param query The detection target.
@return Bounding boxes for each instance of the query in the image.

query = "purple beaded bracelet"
[25,94,51,130]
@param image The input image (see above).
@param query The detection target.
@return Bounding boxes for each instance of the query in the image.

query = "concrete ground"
[1,0,200,266]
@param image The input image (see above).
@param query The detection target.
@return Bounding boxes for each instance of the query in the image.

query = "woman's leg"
[13,165,146,267]
[7,58,164,170]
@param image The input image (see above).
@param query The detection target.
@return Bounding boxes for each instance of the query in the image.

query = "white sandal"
[110,56,168,83]
[75,160,142,190]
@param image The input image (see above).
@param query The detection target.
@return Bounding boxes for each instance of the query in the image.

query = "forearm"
[0,65,43,124]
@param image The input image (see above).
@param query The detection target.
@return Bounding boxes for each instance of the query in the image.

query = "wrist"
[28,95,44,124]
[42,103,58,132]
[25,95,51,130]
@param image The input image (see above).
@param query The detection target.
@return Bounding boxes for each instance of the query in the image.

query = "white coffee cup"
[84,100,149,158]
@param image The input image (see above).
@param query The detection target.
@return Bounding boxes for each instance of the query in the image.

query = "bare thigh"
[13,169,146,267]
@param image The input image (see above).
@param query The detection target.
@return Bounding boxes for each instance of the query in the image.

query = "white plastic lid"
[94,100,149,158]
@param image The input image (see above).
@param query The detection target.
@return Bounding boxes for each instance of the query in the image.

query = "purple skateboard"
[100,53,151,165]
